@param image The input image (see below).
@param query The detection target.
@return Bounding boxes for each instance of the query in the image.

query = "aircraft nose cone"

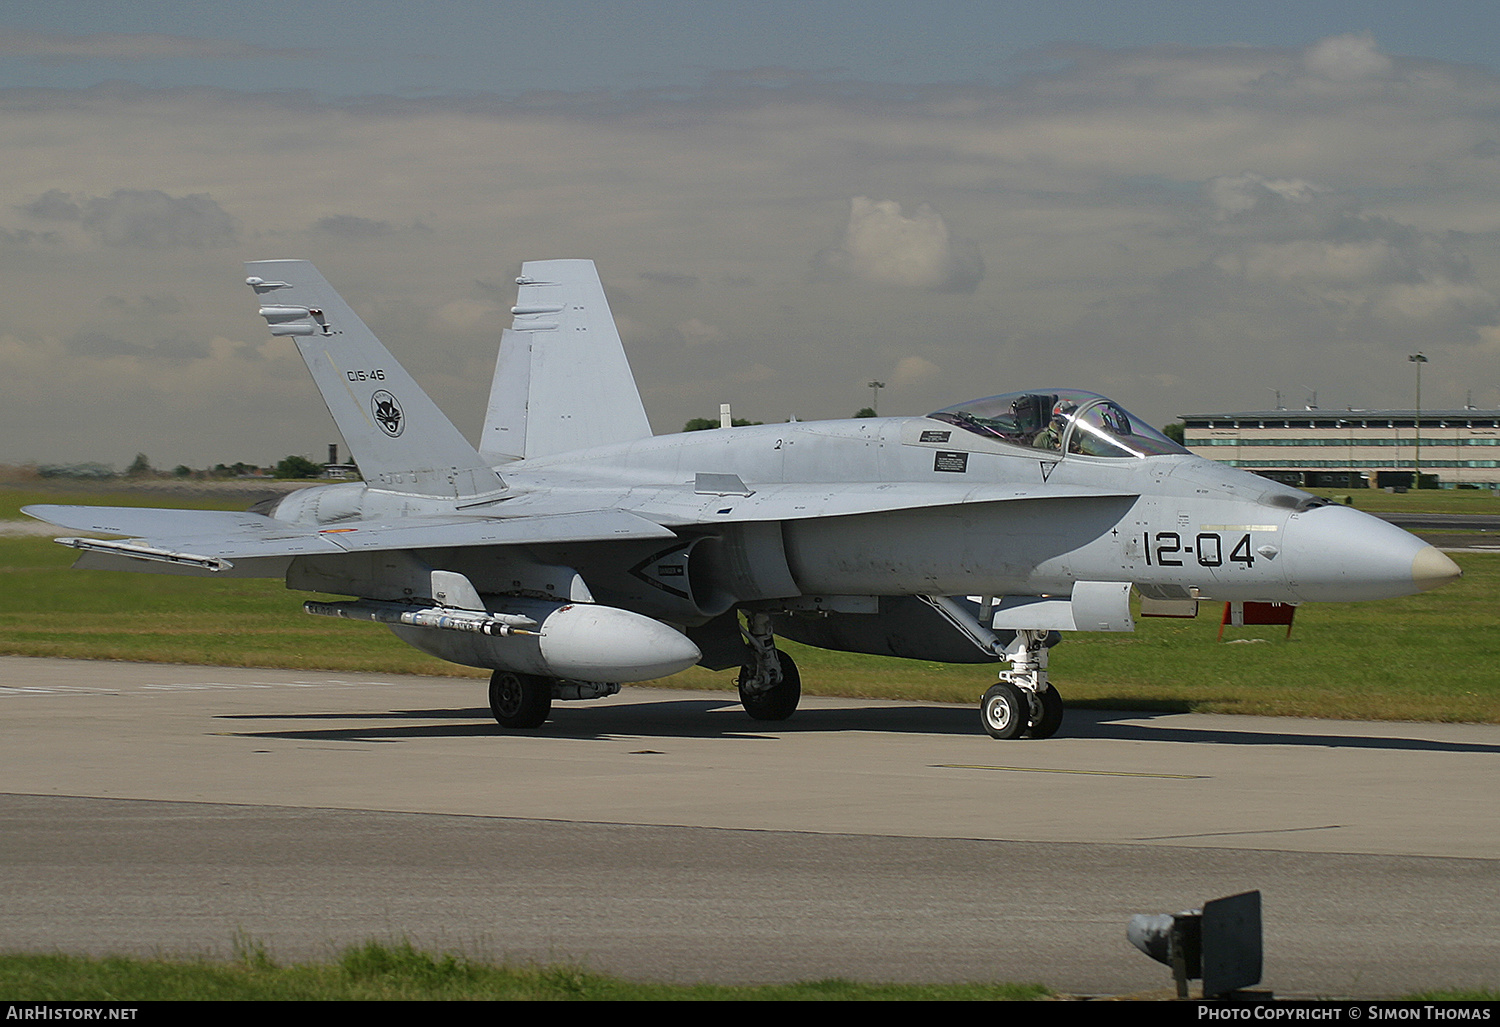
[1284,505,1461,602]
[1411,545,1462,593]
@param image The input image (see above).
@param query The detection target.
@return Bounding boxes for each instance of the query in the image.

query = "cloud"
[0,28,300,61]
[21,189,82,221]
[640,271,700,288]
[1219,239,1407,287]
[677,318,723,345]
[82,190,236,248]
[1,30,1499,462]
[22,189,237,248]
[432,298,503,331]
[1206,173,1332,220]
[0,227,54,245]
[98,294,187,316]
[815,197,984,293]
[889,355,941,387]
[64,330,209,360]
[313,214,397,239]
[1199,174,1498,331]
[1302,32,1394,82]
[1378,279,1497,323]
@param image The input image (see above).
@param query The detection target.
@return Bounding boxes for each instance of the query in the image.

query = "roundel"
[371,390,404,437]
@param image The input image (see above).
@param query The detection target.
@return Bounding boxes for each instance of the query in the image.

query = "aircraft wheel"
[489,670,552,728]
[1024,685,1065,740]
[980,682,1028,739]
[738,649,801,721]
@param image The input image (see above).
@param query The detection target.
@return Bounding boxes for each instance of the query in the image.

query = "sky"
[3,1,1500,469]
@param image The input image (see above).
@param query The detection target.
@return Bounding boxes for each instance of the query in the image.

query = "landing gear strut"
[981,629,1065,740]
[737,611,801,721]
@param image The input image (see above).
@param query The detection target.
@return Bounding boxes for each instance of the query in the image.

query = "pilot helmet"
[1050,400,1077,424]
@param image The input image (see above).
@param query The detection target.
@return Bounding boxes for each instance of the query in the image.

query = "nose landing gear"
[981,629,1065,739]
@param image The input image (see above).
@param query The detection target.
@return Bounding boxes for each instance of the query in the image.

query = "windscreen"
[927,389,1187,458]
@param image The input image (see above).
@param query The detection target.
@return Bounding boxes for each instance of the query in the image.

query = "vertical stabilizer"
[502,259,653,459]
[479,328,531,463]
[246,260,504,500]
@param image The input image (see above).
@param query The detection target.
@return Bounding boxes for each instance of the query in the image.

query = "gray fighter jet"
[24,260,1462,738]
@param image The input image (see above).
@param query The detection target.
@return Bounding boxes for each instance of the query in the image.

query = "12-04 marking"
[1143,531,1255,568]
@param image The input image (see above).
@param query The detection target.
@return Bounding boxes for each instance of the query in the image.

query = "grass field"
[1,943,1490,1001]
[1304,485,1500,514]
[0,941,1049,1001]
[4,484,1497,723]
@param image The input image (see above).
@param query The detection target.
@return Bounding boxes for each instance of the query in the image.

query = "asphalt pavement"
[2,657,1496,998]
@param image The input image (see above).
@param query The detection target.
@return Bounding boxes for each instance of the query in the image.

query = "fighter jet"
[24,260,1462,739]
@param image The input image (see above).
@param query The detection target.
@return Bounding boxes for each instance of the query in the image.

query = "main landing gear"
[488,671,622,729]
[737,610,802,721]
[981,629,1065,740]
[489,670,551,728]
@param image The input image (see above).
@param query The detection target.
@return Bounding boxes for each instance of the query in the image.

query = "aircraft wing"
[22,481,1132,574]
[22,504,676,572]
[25,505,313,539]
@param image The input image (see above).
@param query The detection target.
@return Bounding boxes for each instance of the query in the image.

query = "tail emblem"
[371,390,404,437]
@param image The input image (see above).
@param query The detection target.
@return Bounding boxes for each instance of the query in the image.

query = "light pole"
[1349,419,1357,489]
[1409,353,1428,488]
[868,380,885,417]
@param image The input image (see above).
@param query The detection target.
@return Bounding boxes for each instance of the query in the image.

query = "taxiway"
[2,657,1495,997]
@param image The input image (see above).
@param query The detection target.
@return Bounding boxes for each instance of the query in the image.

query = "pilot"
[1033,400,1076,451]
[1009,393,1044,443]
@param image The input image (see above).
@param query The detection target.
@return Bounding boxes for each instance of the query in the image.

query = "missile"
[305,599,538,635]
[318,596,702,683]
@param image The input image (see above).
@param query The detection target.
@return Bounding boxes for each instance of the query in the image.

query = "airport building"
[1181,407,1500,489]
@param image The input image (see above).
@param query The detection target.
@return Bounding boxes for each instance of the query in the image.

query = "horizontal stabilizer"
[24,503,676,564]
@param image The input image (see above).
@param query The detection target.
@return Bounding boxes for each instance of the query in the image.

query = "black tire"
[489,670,552,728]
[980,682,1028,739]
[738,649,801,721]
[1024,684,1065,739]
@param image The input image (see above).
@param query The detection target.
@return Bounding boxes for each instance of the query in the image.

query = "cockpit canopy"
[927,389,1187,458]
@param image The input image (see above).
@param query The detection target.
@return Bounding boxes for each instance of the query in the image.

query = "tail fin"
[481,259,652,461]
[246,260,503,500]
[478,327,531,464]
